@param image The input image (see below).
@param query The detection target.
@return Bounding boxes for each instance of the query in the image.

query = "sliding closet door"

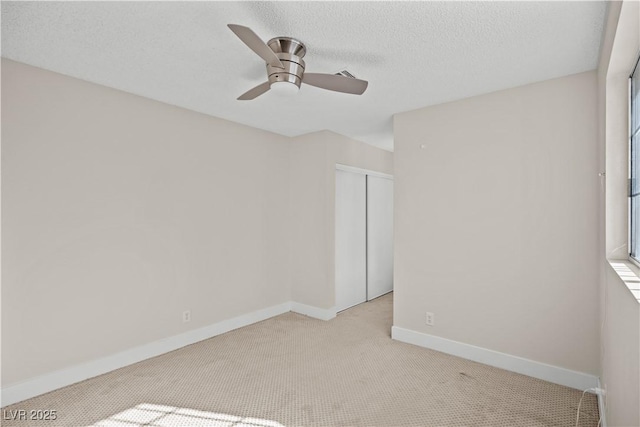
[366,175,394,300]
[335,170,367,312]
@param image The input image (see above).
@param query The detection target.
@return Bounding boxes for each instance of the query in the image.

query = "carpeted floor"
[3,293,599,426]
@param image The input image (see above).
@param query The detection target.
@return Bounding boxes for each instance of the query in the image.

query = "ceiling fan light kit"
[228,24,368,100]
[270,81,301,96]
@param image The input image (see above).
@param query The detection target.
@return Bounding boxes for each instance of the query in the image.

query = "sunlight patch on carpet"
[90,403,285,427]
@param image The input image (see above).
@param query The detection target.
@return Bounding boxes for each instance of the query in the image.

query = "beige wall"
[603,264,640,426]
[393,71,600,374]
[289,131,393,309]
[598,2,640,425]
[1,59,292,385]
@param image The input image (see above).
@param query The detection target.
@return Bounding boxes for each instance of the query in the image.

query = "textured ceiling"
[1,1,606,151]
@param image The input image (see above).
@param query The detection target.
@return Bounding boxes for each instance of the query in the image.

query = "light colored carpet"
[3,293,598,426]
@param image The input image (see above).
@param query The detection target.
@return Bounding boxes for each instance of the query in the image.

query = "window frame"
[629,54,640,267]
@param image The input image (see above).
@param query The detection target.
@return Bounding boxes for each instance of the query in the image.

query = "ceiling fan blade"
[302,73,368,95]
[228,24,284,69]
[237,81,271,100]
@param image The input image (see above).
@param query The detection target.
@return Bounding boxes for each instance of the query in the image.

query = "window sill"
[607,259,640,303]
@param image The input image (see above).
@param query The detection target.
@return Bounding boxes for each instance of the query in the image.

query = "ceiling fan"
[228,24,368,100]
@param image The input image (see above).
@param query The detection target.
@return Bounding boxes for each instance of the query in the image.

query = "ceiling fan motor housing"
[266,37,306,89]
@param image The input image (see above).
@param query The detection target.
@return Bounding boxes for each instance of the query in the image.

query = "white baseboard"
[290,302,336,321]
[1,302,292,407]
[391,326,599,391]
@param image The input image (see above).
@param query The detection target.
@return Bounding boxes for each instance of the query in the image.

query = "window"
[630,56,640,260]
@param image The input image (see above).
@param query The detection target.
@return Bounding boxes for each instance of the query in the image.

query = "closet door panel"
[335,170,367,312]
[367,176,394,300]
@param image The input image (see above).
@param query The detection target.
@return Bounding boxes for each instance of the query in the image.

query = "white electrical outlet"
[183,310,191,323]
[426,312,435,326]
